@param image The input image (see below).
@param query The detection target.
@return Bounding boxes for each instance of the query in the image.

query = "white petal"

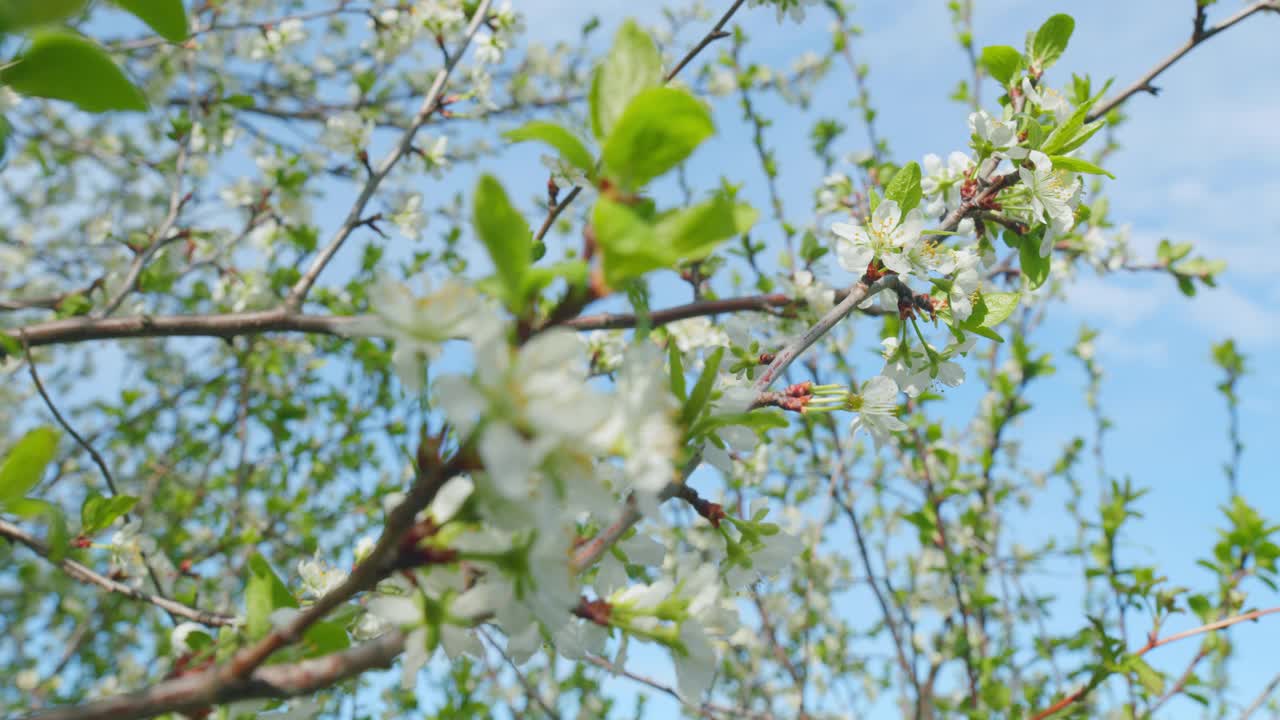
[429,475,474,523]
[861,375,899,404]
[400,627,430,690]
[367,596,421,626]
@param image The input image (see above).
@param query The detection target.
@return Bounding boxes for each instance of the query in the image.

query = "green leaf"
[593,194,753,287]
[1173,257,1226,278]
[182,629,214,652]
[980,291,1020,328]
[590,20,663,140]
[979,45,1022,85]
[1029,14,1074,70]
[113,0,188,43]
[882,161,923,214]
[0,0,86,32]
[967,325,1005,343]
[503,121,594,176]
[593,199,669,287]
[659,193,755,259]
[220,93,255,109]
[668,340,687,401]
[1049,154,1114,178]
[1130,657,1166,696]
[245,552,298,640]
[601,87,713,191]
[1040,82,1110,156]
[0,427,59,505]
[473,175,532,311]
[520,260,588,299]
[1019,231,1051,290]
[7,498,69,562]
[0,31,148,112]
[80,492,139,536]
[681,347,724,427]
[55,292,93,318]
[690,410,789,439]
[302,620,350,657]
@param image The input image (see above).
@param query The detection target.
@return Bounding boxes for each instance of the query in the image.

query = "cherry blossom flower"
[847,375,907,448]
[833,199,925,278]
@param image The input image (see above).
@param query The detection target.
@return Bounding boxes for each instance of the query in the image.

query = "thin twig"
[1240,671,1280,720]
[1086,0,1280,122]
[285,0,493,309]
[0,518,237,627]
[1030,605,1280,720]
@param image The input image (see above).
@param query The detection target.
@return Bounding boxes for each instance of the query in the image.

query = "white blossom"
[833,199,925,278]
[321,111,373,153]
[848,375,907,448]
[1019,150,1081,255]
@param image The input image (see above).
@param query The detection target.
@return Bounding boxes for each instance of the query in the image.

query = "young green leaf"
[0,31,148,112]
[80,493,139,536]
[979,291,1020,328]
[0,427,59,505]
[1040,82,1110,155]
[590,20,663,140]
[883,161,923,214]
[1049,154,1115,178]
[601,87,713,191]
[979,45,1022,85]
[503,121,595,176]
[668,340,687,401]
[245,552,299,639]
[114,0,188,43]
[473,175,532,311]
[593,198,669,286]
[1029,14,1074,70]
[1019,232,1051,290]
[0,0,86,32]
[681,347,725,427]
[658,193,756,260]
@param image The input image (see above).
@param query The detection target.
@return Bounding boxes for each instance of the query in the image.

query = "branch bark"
[23,630,406,720]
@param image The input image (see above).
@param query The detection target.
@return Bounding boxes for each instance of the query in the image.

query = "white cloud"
[1187,286,1280,346]
[1063,276,1167,328]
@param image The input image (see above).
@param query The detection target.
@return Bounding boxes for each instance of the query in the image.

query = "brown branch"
[1030,605,1280,720]
[0,518,237,627]
[2,309,356,357]
[218,450,462,682]
[1086,1,1280,122]
[22,629,406,720]
[665,0,745,82]
[284,0,493,310]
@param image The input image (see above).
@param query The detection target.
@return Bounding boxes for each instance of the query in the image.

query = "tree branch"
[0,518,237,627]
[22,629,406,720]
[283,0,493,310]
[1030,605,1280,720]
[2,310,356,357]
[1086,0,1280,122]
